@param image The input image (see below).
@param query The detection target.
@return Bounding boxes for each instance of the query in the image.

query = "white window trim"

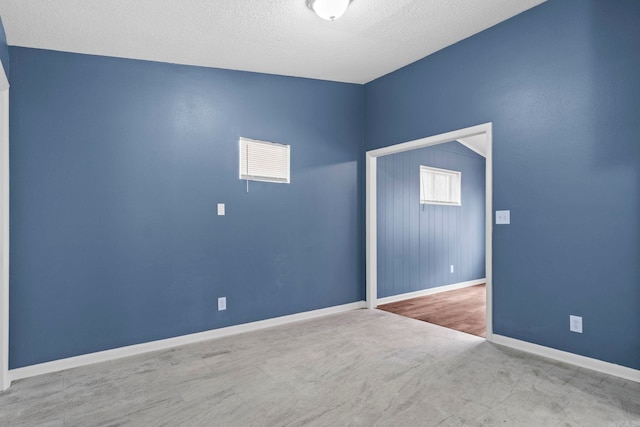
[419,165,461,206]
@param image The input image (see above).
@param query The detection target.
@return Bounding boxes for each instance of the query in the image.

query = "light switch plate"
[217,203,225,216]
[496,210,510,225]
[570,315,582,333]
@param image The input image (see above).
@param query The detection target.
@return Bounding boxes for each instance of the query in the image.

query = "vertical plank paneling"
[392,154,401,295]
[409,152,420,290]
[384,155,392,295]
[377,141,485,298]
[377,155,386,293]
[403,151,410,294]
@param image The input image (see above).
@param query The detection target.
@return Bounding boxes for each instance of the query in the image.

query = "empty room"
[0,0,638,425]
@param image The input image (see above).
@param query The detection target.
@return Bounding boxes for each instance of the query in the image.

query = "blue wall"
[365,0,640,370]
[377,142,485,298]
[9,47,364,368]
[0,17,8,77]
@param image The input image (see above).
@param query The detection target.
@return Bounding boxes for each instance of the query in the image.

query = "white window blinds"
[420,165,461,206]
[239,137,290,184]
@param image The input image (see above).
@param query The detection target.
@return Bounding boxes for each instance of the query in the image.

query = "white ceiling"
[0,0,545,84]
[458,134,487,157]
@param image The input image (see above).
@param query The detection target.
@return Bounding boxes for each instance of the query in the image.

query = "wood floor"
[378,284,486,337]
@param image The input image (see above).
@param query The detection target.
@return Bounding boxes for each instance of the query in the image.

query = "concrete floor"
[0,309,638,426]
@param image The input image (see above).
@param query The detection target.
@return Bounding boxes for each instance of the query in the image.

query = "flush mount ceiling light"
[307,0,353,21]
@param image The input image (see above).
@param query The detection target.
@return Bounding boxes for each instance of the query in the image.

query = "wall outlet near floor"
[569,315,582,333]
[496,210,511,225]
[218,297,227,311]
[450,265,454,273]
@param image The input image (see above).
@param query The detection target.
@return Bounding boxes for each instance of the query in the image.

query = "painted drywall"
[365,0,640,370]
[377,141,485,298]
[0,17,8,77]
[9,47,364,368]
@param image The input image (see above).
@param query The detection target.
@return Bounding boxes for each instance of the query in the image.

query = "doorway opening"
[365,123,493,340]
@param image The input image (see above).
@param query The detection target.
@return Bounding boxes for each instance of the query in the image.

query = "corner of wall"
[0,16,9,79]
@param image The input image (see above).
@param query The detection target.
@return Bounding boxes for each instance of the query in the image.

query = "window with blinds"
[239,137,290,184]
[420,165,461,206]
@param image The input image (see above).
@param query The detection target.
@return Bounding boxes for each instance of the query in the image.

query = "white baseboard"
[9,301,366,384]
[376,278,485,305]
[491,334,640,383]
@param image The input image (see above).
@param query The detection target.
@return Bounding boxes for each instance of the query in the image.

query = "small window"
[420,166,461,206]
[239,137,290,184]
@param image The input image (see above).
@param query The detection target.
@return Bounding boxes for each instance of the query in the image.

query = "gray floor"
[1,309,638,426]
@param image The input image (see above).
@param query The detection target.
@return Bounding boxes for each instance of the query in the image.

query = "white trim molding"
[377,279,485,306]
[491,334,640,383]
[365,122,493,341]
[365,153,377,309]
[9,301,366,382]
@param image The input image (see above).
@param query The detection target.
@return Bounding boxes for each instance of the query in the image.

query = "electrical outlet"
[496,210,510,225]
[218,297,227,311]
[450,265,454,273]
[570,315,582,333]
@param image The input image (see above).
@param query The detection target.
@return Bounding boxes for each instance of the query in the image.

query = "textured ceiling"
[458,135,487,157]
[0,0,545,84]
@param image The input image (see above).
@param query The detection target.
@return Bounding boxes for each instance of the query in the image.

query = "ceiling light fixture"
[307,0,353,21]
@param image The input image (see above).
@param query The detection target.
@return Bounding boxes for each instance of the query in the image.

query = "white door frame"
[0,61,9,390]
[365,122,493,341]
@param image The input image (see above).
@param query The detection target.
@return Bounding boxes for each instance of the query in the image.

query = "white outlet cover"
[570,315,582,333]
[218,297,227,311]
[496,210,510,225]
[217,203,225,216]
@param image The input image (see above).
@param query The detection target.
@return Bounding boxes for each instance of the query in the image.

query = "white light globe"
[309,0,351,21]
